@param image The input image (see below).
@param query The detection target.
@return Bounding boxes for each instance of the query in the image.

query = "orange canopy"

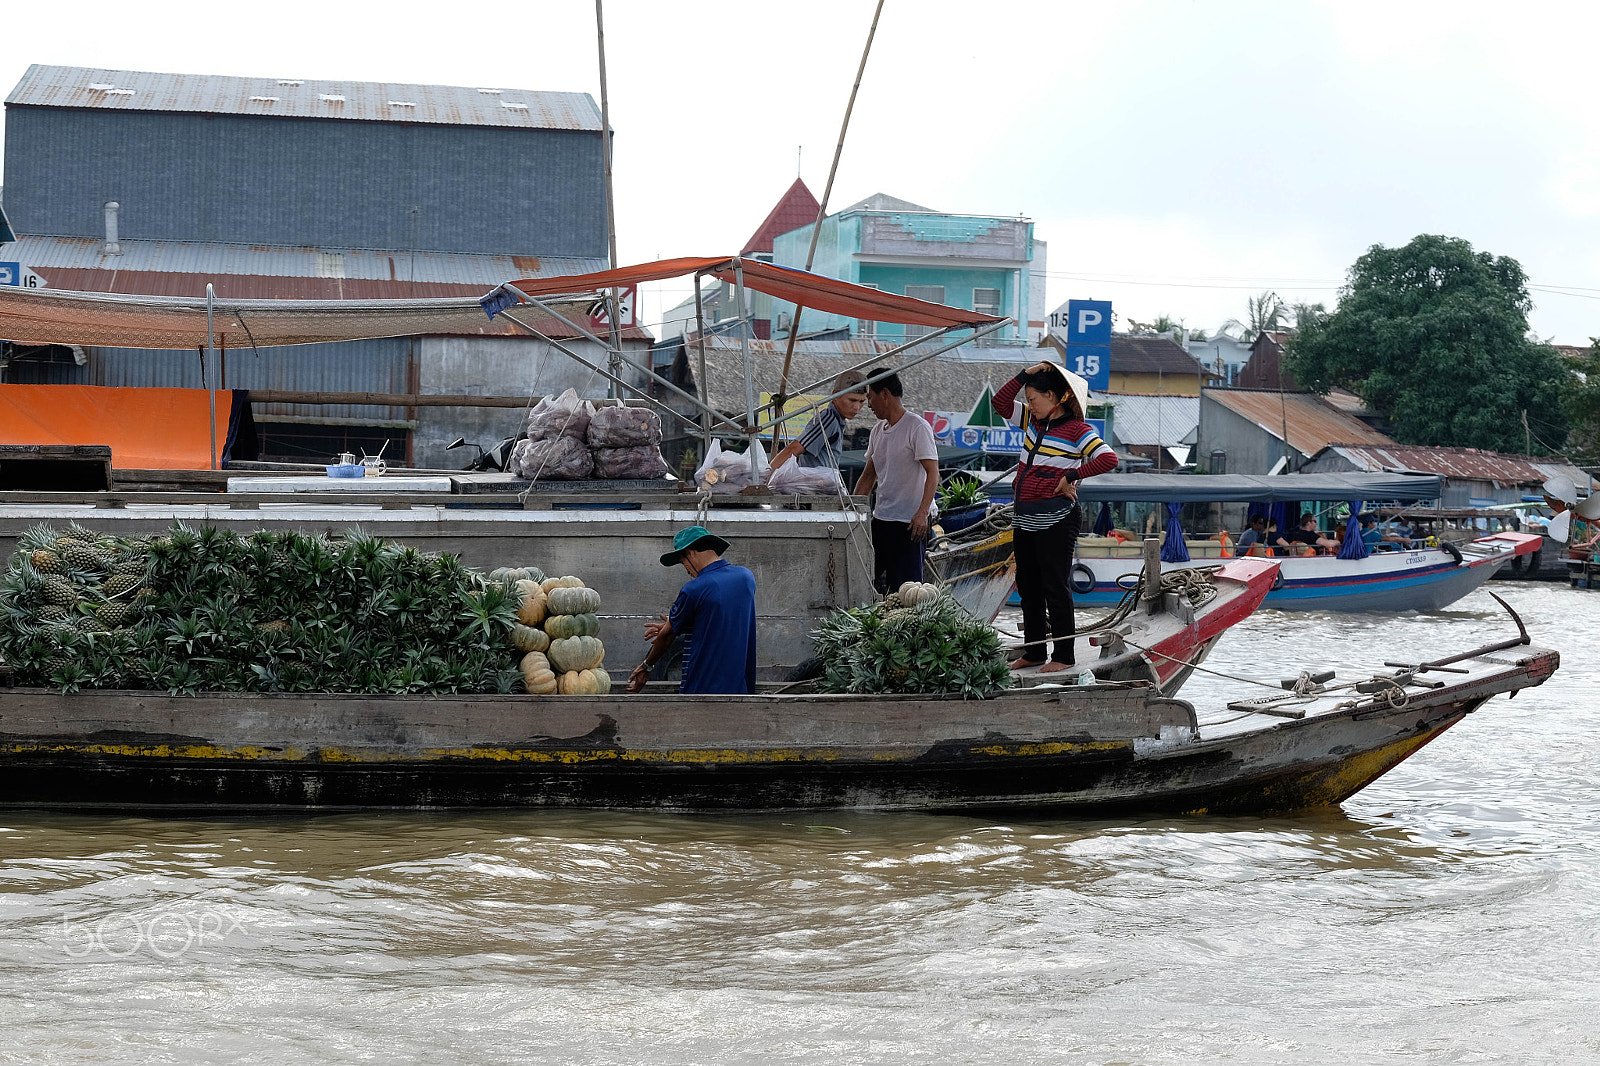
[0,385,220,469]
[507,256,1007,330]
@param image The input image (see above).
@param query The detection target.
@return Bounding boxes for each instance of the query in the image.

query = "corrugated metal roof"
[6,64,602,131]
[1107,394,1198,447]
[6,235,602,285]
[1047,333,1219,378]
[1326,444,1598,489]
[1205,389,1396,456]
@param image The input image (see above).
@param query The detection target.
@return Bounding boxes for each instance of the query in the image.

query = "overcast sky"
[6,0,1600,345]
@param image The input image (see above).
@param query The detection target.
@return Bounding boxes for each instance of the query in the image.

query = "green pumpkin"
[547,585,601,615]
[543,613,599,640]
[549,634,605,673]
[509,623,550,653]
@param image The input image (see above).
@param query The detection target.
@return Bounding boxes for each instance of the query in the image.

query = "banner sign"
[924,411,1106,456]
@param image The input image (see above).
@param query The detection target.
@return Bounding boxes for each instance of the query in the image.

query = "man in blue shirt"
[627,526,757,694]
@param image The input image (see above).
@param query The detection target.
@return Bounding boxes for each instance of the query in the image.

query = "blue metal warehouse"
[0,65,650,468]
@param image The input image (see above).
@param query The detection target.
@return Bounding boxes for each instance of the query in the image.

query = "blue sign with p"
[1064,299,1112,392]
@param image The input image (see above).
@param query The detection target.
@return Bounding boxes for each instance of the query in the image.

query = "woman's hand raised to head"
[1027,361,1054,375]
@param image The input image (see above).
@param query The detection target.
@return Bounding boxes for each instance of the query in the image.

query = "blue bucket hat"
[659,525,730,566]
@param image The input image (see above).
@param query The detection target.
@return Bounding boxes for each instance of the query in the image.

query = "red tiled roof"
[742,179,821,255]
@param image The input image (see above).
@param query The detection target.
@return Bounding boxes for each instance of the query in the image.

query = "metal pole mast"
[205,283,217,471]
[770,0,885,446]
[596,0,624,399]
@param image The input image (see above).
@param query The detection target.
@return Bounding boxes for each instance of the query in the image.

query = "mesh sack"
[587,405,663,448]
[593,446,669,480]
[524,388,593,442]
[514,435,594,480]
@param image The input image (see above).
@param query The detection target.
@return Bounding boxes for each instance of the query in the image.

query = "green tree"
[1286,235,1572,453]
[1561,341,1600,460]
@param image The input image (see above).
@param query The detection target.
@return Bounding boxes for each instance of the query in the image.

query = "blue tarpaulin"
[1160,502,1190,562]
[1337,499,1369,559]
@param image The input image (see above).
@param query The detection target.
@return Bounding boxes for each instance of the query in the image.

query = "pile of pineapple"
[0,522,607,697]
[809,587,1012,698]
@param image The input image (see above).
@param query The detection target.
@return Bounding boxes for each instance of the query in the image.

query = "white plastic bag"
[695,440,769,493]
[768,459,844,496]
[525,388,593,442]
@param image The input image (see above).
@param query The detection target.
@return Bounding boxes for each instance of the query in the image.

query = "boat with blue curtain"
[970,473,1542,612]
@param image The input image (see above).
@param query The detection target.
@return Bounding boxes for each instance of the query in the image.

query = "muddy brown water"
[0,582,1595,1064]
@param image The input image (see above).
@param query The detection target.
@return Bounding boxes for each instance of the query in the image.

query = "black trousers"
[1013,510,1080,665]
[871,518,927,595]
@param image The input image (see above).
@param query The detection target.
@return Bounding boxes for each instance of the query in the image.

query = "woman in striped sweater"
[992,361,1118,673]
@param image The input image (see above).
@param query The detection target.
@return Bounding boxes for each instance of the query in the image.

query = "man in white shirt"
[852,367,940,594]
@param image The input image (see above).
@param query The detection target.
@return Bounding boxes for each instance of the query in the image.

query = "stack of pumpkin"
[499,569,612,695]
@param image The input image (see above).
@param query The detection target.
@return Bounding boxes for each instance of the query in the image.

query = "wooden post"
[1142,536,1162,611]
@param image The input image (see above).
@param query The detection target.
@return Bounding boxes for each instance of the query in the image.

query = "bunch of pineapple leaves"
[811,593,1010,698]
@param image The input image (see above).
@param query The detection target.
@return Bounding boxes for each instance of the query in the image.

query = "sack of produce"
[694,439,769,494]
[768,459,844,496]
[587,405,663,448]
[525,388,593,442]
[593,446,669,480]
[513,435,593,481]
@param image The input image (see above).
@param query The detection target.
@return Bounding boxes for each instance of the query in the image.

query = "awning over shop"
[0,384,246,469]
[1075,472,1444,504]
[501,257,1006,329]
[0,286,599,349]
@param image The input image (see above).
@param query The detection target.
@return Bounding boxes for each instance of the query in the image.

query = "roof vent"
[320,93,345,103]
[477,88,502,94]
[249,95,279,104]
[103,201,121,256]
[104,88,135,96]
[277,79,302,87]
[501,101,528,110]
[87,83,114,91]
[388,100,417,108]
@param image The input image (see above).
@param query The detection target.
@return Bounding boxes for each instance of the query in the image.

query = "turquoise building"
[765,193,1041,347]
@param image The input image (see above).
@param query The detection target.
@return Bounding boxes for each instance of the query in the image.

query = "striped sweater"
[992,374,1117,529]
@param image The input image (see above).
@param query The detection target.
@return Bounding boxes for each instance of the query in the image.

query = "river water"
[0,581,1595,1064]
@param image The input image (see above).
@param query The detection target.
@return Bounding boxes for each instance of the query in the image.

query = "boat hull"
[0,641,1554,814]
[1065,533,1541,612]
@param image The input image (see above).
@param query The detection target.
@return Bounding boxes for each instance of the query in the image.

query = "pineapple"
[59,543,103,573]
[30,549,63,574]
[96,602,132,627]
[42,579,77,607]
[37,604,70,623]
[103,574,141,598]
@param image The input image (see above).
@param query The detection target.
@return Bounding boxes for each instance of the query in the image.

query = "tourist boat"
[0,598,1556,814]
[939,473,1543,614]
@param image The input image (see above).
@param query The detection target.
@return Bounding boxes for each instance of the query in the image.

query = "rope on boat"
[1001,563,1225,656]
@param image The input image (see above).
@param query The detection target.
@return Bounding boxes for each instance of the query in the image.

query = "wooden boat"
[0,599,1555,814]
[942,550,1281,695]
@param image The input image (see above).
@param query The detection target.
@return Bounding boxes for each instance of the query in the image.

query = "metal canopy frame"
[487,262,1015,456]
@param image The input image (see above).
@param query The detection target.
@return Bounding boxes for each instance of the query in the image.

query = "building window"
[857,283,880,339]
[972,287,1002,345]
[905,285,945,339]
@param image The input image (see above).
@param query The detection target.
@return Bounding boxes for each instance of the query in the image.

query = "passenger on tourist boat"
[992,360,1117,675]
[853,368,941,594]
[1277,512,1340,555]
[628,526,757,695]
